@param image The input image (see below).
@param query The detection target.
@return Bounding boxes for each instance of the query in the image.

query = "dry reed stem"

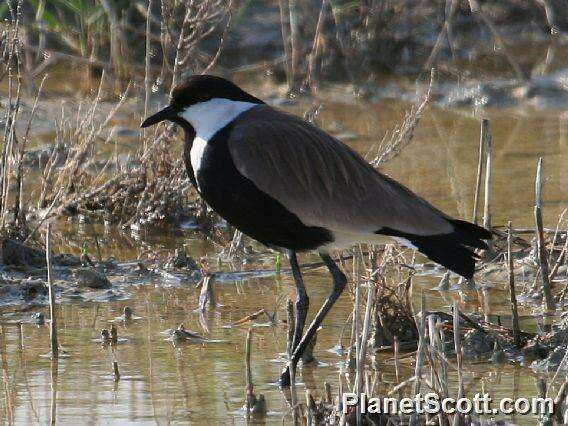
[549,226,568,284]
[482,119,493,232]
[143,0,154,144]
[288,0,301,92]
[49,358,57,425]
[278,0,292,89]
[410,293,426,426]
[452,301,463,426]
[245,327,253,421]
[534,158,556,311]
[507,221,521,347]
[353,250,362,425]
[305,0,328,94]
[472,119,485,224]
[14,73,47,224]
[46,223,58,358]
[285,299,299,425]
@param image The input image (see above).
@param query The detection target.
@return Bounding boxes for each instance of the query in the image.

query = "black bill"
[141,105,177,128]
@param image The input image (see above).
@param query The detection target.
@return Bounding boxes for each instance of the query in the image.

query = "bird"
[141,74,491,385]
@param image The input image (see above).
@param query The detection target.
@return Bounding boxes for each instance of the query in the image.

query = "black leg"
[280,253,347,386]
[288,250,309,352]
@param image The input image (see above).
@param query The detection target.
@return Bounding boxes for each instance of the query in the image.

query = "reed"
[245,327,252,421]
[286,299,299,425]
[452,301,464,426]
[472,120,486,224]
[410,293,426,426]
[288,0,301,92]
[534,158,556,311]
[507,221,521,347]
[481,119,493,233]
[46,223,58,358]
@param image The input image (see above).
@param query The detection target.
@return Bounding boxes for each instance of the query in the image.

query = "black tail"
[379,220,492,279]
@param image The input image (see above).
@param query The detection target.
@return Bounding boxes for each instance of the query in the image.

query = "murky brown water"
[1,75,567,424]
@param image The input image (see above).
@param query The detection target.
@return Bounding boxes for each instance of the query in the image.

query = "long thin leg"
[280,253,347,386]
[288,250,309,352]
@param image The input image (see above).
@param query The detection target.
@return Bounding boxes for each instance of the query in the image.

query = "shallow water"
[1,75,567,424]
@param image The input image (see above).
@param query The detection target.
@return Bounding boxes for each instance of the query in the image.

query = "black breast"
[194,123,333,251]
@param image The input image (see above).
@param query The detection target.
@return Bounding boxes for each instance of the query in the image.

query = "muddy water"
[1,81,567,424]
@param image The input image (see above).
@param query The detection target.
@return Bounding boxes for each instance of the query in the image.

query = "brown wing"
[227,105,454,237]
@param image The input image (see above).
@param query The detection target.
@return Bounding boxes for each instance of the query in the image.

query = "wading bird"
[141,75,491,385]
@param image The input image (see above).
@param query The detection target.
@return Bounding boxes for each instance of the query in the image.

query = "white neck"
[179,98,257,141]
[179,98,257,190]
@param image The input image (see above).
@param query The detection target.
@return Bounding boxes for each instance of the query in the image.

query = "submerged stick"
[534,158,556,312]
[46,224,58,358]
[507,222,521,347]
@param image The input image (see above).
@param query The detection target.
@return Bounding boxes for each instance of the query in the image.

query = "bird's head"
[141,75,263,133]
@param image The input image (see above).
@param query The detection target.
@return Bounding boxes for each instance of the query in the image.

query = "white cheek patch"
[180,98,257,188]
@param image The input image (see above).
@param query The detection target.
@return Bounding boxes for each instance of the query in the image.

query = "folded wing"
[227,105,454,237]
